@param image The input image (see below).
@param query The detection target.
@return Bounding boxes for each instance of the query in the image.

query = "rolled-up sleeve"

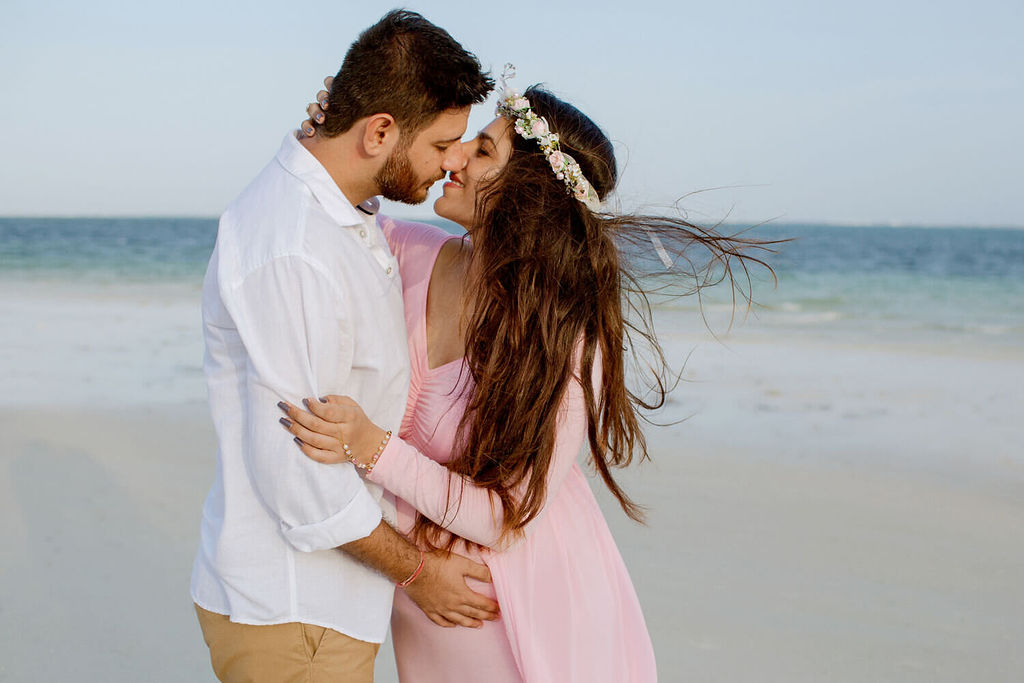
[224,253,382,551]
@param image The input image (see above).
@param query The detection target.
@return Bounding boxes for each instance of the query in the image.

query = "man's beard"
[375,145,430,204]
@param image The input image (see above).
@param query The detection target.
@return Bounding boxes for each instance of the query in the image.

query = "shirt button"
[359,230,367,239]
[386,266,393,275]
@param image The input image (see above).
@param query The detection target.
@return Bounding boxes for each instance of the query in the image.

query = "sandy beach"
[2,315,1022,681]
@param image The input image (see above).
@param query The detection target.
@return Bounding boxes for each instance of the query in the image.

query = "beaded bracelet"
[398,549,426,588]
[353,430,392,476]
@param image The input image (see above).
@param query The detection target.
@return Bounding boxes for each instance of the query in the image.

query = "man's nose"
[442,143,468,172]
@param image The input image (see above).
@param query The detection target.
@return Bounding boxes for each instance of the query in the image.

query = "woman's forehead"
[480,117,514,149]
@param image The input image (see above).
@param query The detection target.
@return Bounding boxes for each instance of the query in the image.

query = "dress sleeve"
[367,349,599,549]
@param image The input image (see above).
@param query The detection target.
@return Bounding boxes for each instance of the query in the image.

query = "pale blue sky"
[2,0,1021,226]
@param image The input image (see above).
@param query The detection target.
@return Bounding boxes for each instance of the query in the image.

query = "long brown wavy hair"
[413,86,777,549]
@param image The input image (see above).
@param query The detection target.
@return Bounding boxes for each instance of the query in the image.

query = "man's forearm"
[340,520,421,583]
[343,520,501,629]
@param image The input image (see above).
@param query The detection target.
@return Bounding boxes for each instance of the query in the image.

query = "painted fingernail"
[303,398,311,409]
[304,126,313,135]
[320,99,328,109]
[315,113,324,123]
[279,417,292,427]
[294,436,303,446]
[277,401,289,412]
[319,396,328,403]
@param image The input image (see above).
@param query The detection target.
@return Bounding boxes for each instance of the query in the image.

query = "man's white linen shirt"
[191,131,411,643]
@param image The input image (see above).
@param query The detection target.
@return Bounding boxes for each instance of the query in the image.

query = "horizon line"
[0,215,1021,231]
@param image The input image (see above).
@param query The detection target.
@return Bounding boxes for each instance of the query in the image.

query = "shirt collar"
[275,131,365,228]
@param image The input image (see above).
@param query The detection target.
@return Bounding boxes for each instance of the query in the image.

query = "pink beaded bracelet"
[353,430,391,476]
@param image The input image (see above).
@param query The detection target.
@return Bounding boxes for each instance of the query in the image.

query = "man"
[191,11,496,681]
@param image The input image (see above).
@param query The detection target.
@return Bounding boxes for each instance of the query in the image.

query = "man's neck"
[299,134,376,207]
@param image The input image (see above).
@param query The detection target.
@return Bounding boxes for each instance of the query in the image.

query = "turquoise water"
[2,217,1022,346]
[643,223,1024,347]
[0,217,216,283]
[753,224,1024,335]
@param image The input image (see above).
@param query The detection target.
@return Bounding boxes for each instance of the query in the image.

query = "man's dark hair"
[321,10,493,138]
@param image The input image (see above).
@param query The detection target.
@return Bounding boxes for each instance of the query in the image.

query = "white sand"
[1,331,1022,681]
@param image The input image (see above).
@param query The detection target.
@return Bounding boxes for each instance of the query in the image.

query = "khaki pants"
[195,604,380,683]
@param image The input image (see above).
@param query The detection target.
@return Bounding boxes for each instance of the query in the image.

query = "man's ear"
[361,113,398,158]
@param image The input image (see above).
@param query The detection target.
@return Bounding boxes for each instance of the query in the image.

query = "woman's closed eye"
[477,140,497,158]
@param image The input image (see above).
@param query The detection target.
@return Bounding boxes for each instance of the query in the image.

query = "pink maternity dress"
[366,218,657,682]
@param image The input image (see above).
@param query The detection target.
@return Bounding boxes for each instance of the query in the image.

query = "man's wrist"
[397,549,426,587]
[339,519,424,584]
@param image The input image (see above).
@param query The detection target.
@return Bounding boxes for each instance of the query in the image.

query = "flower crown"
[495,64,602,212]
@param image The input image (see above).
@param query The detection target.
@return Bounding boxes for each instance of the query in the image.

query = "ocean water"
[0,217,217,283]
[1,217,1022,404]
[645,223,1024,349]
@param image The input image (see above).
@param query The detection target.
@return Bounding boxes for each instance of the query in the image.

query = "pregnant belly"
[391,581,521,683]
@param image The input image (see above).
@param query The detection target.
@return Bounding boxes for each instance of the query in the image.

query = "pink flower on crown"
[532,118,549,137]
[513,97,530,111]
[549,150,565,173]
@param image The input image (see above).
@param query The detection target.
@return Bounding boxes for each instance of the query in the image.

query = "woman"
[280,69,770,682]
